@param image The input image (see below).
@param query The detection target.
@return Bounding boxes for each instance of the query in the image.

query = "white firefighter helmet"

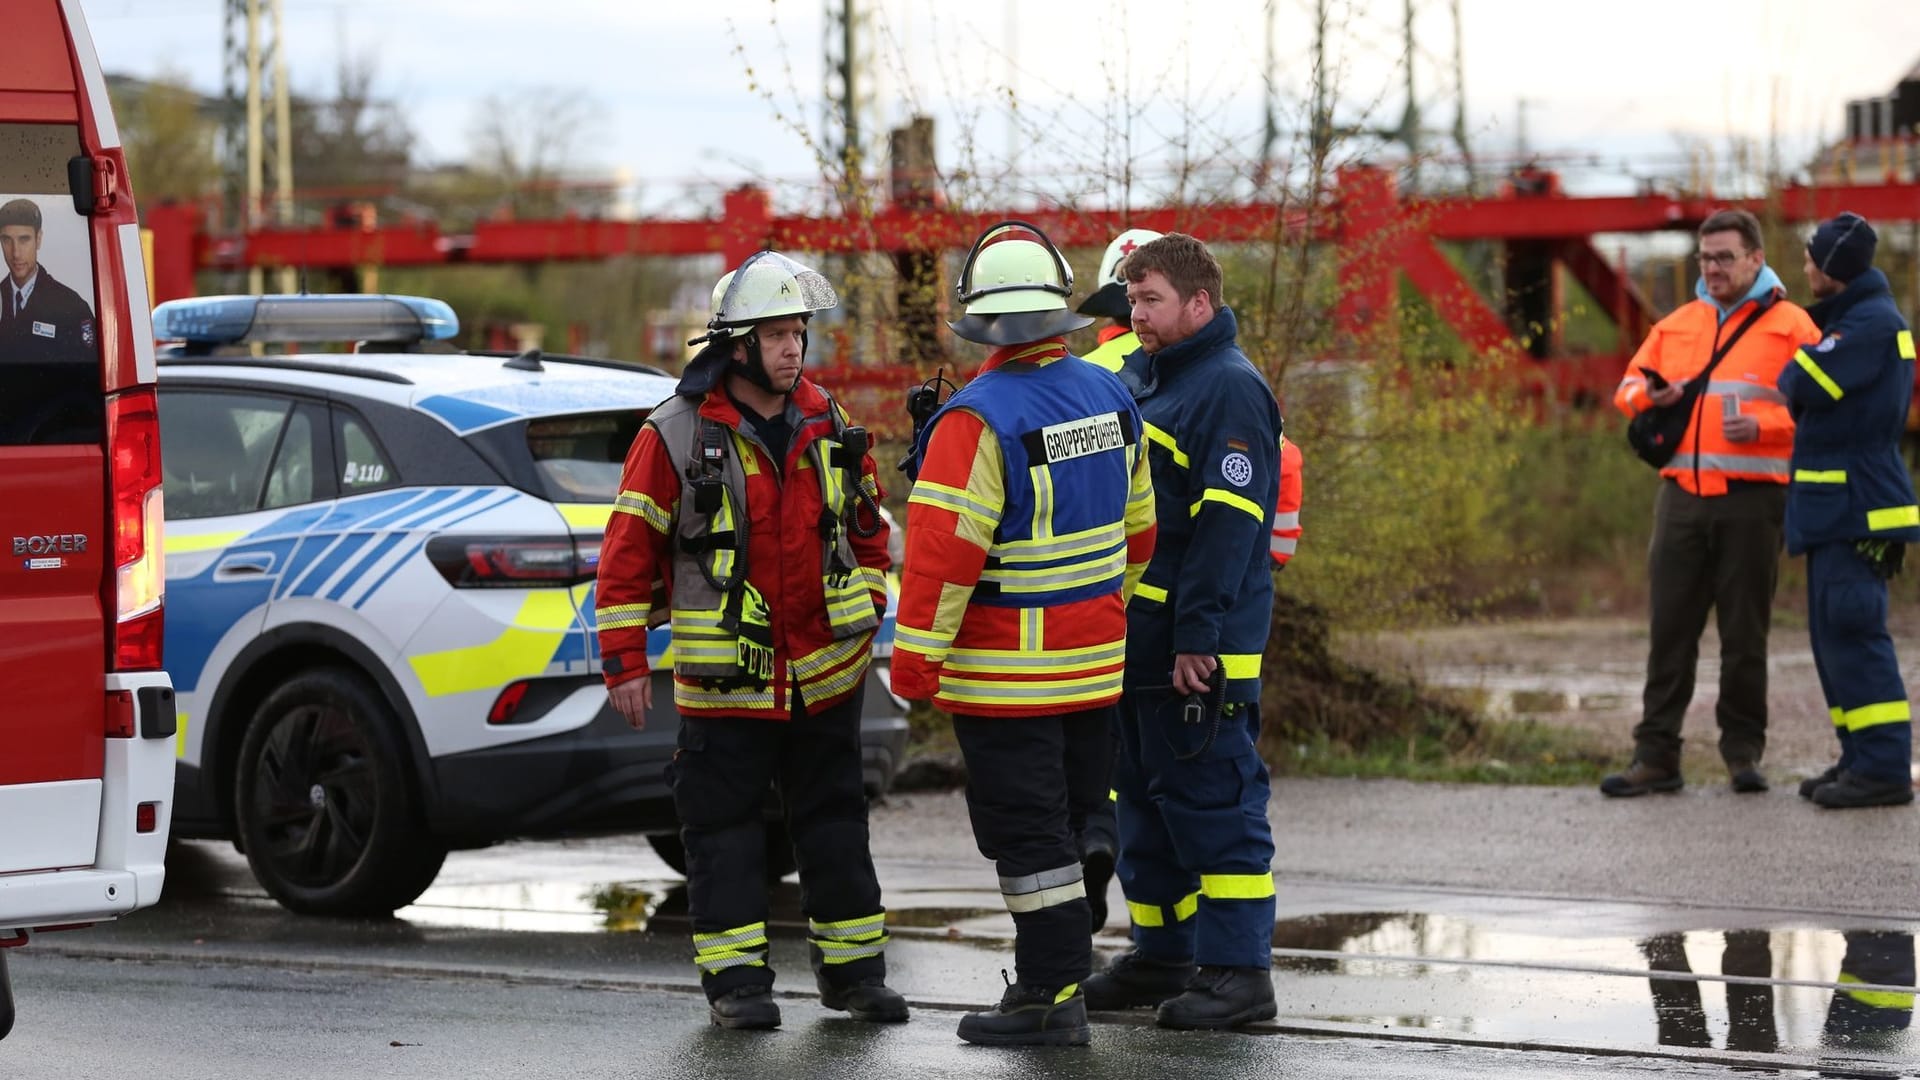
[949,220,1093,346]
[706,250,838,338]
[1077,227,1163,320]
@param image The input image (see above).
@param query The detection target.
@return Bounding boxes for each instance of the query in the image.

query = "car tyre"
[646,822,798,882]
[234,668,447,916]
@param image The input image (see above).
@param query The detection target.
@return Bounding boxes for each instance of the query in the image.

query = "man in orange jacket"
[1604,209,1820,797]
[595,251,905,1030]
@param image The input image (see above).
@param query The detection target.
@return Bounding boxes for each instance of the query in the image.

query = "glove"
[1855,539,1907,580]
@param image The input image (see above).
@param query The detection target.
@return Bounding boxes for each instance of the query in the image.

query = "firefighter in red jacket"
[894,221,1157,1046]
[595,251,906,1030]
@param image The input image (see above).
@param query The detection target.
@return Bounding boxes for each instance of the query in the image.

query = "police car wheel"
[234,668,448,916]
[645,824,798,882]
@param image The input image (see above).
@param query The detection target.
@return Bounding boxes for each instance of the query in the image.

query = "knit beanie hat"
[1806,212,1877,283]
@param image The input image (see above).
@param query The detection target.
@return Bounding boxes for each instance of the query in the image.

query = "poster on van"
[0,122,101,445]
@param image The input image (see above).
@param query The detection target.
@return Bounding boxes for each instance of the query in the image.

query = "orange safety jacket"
[891,340,1157,717]
[594,377,890,719]
[1271,435,1303,567]
[1613,286,1819,496]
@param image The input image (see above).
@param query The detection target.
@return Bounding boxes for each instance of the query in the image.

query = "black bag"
[1626,297,1773,469]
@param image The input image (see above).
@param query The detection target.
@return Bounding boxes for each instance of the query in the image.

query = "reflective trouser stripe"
[1200,873,1277,900]
[1867,505,1920,531]
[1841,974,1917,1010]
[1842,701,1911,730]
[1832,706,1847,728]
[693,922,770,973]
[1126,891,1200,928]
[808,913,890,964]
[1001,863,1085,913]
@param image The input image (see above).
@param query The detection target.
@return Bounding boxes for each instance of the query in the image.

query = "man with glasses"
[1605,209,1820,798]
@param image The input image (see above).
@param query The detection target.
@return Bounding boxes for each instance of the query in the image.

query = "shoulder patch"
[1221,452,1254,488]
[1814,334,1841,353]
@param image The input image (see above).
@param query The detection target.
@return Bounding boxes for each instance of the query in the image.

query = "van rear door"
[0,0,172,922]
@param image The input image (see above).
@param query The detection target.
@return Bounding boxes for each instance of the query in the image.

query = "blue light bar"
[152,294,460,346]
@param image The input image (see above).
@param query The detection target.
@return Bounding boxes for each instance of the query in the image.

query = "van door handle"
[214,552,275,579]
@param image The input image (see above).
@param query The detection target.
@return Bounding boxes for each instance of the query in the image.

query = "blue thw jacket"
[1118,306,1281,703]
[1777,267,1920,554]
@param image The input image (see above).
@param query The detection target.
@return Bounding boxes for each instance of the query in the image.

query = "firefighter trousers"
[951,706,1112,991]
[669,682,887,1000]
[1808,542,1913,785]
[1114,687,1276,970]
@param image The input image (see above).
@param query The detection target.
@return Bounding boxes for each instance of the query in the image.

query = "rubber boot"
[1155,966,1278,1030]
[708,985,781,1030]
[1083,948,1196,1010]
[956,973,1091,1047]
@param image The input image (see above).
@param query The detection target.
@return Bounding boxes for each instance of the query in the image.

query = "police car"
[154,294,908,916]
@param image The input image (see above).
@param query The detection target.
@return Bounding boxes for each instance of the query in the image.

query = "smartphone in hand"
[1639,365,1670,391]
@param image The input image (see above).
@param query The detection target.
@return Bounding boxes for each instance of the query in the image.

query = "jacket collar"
[976,337,1068,376]
[697,374,832,433]
[1806,267,1892,331]
[1128,306,1239,398]
[1694,265,1785,323]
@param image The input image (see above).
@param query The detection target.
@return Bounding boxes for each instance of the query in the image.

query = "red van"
[0,0,174,1040]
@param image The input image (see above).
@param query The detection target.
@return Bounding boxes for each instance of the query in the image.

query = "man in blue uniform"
[1083,233,1282,1030]
[1778,212,1919,809]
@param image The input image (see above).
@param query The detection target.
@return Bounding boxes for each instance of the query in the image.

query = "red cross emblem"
[1119,239,1138,255]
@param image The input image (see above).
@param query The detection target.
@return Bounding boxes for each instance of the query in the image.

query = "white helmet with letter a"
[948,221,1094,346]
[679,250,839,395]
[1076,227,1163,320]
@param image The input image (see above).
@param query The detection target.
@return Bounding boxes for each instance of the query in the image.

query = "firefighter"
[1075,230,1306,929]
[892,221,1157,1047]
[1780,212,1919,809]
[1082,233,1282,1030]
[595,251,907,1030]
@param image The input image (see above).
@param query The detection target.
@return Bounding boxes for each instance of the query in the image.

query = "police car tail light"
[425,535,596,588]
[488,681,532,725]
[107,388,166,671]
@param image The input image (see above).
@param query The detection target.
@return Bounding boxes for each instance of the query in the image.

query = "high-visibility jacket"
[1614,282,1818,496]
[1272,435,1303,567]
[1778,267,1920,554]
[1116,307,1281,704]
[890,339,1156,717]
[594,377,890,719]
[1090,327,1301,569]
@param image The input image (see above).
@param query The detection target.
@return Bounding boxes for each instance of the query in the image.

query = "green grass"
[1269,718,1618,786]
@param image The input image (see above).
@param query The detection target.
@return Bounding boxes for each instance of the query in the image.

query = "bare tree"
[466,86,603,219]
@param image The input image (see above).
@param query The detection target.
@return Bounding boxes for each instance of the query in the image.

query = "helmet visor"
[712,251,839,329]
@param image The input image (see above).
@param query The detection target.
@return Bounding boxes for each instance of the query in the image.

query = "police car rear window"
[0,123,102,446]
[526,411,645,503]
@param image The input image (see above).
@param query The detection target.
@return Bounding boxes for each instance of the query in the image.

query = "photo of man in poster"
[0,197,95,366]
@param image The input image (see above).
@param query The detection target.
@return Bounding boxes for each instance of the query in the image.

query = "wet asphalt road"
[3,780,1918,1078]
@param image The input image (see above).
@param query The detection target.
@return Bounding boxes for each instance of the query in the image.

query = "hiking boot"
[708,986,781,1030]
[1798,764,1842,800]
[1082,949,1196,1010]
[1155,965,1278,1030]
[1812,770,1915,809]
[955,972,1091,1047]
[1728,764,1769,794]
[1599,760,1683,798]
[1083,847,1115,932]
[818,976,909,1023]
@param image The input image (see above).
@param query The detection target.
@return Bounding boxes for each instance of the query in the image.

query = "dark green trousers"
[1634,479,1785,770]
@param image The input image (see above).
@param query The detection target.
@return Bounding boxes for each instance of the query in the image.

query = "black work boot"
[1155,965,1278,1030]
[708,985,781,1030]
[818,975,910,1022]
[1728,763,1769,794]
[1599,760,1684,798]
[955,973,1091,1047]
[1083,847,1115,932]
[1799,764,1842,800]
[1082,948,1196,1010]
[1812,770,1915,809]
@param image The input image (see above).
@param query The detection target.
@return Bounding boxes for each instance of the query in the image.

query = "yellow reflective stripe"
[1831,706,1846,728]
[1108,788,1118,802]
[1842,700,1911,730]
[410,592,575,696]
[978,548,1127,593]
[815,939,889,964]
[944,641,1127,674]
[1054,983,1080,1004]
[594,601,652,631]
[1200,873,1276,900]
[1126,891,1199,928]
[800,653,868,703]
[1143,423,1190,468]
[908,480,1001,527]
[1220,653,1262,680]
[1840,973,1917,1010]
[1867,505,1920,531]
[1899,330,1915,361]
[809,914,885,936]
[612,490,673,533]
[730,431,761,476]
[790,634,869,681]
[991,521,1126,563]
[1794,469,1848,484]
[1135,583,1168,603]
[1190,488,1266,522]
[557,502,615,529]
[938,671,1122,707]
[163,529,246,555]
[1795,349,1844,401]
[674,682,777,710]
[892,624,951,657]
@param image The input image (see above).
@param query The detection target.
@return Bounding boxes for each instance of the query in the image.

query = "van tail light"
[425,535,600,588]
[107,388,165,671]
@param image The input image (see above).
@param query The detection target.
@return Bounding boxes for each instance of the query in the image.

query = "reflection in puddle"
[397,880,683,934]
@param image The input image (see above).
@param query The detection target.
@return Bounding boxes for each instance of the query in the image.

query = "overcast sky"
[81,0,1920,210]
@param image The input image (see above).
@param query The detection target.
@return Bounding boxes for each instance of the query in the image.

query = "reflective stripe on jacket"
[891,340,1156,717]
[1779,267,1920,554]
[593,377,890,719]
[1613,288,1817,495]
